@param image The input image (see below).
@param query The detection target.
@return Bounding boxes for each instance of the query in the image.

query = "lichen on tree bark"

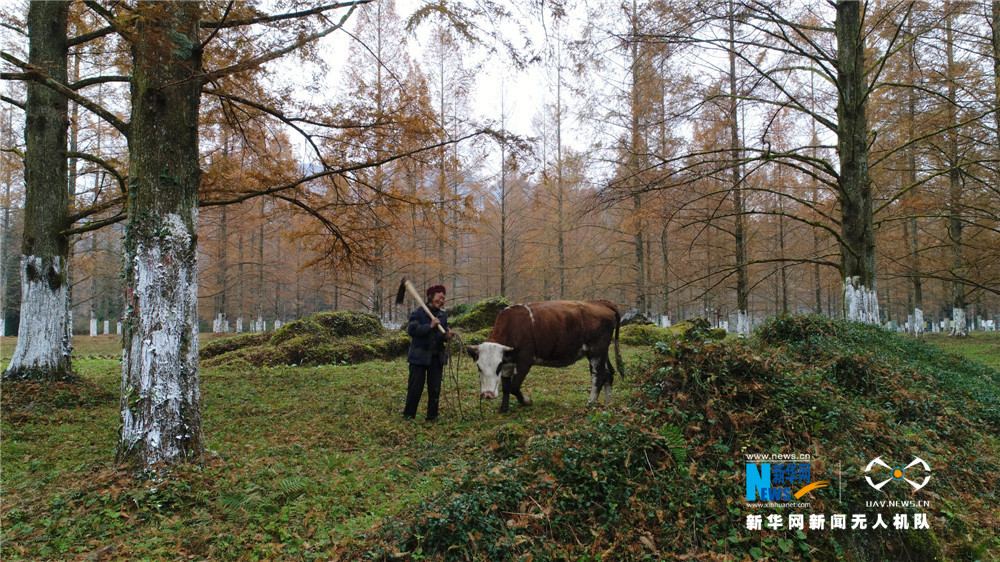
[116,2,205,468]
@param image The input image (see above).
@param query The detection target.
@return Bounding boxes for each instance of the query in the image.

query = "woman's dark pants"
[403,360,443,421]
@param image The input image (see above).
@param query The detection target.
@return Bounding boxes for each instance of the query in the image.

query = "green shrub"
[461,327,493,346]
[447,303,472,317]
[619,324,676,345]
[450,297,512,331]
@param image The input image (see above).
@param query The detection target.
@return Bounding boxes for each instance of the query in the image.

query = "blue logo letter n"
[746,463,771,501]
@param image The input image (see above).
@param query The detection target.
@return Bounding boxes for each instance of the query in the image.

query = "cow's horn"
[501,345,514,352]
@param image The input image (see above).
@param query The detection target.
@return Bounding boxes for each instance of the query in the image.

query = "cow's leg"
[511,366,531,406]
[602,353,614,404]
[512,380,532,406]
[588,356,604,404]
[499,376,512,413]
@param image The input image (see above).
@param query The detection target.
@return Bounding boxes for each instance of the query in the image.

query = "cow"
[466,300,623,413]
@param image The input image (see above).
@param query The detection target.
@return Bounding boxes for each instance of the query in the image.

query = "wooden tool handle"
[404,280,447,334]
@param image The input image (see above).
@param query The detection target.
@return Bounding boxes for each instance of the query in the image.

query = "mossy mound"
[199,333,269,360]
[352,315,1000,560]
[450,297,512,331]
[270,311,383,345]
[200,310,408,368]
[461,328,493,346]
[447,302,472,318]
[619,317,726,346]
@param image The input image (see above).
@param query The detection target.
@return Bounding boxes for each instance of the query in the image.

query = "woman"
[403,285,454,421]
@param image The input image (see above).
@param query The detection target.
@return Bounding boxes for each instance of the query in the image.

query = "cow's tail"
[612,305,625,377]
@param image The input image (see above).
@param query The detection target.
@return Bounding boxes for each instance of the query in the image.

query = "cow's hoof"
[519,395,532,406]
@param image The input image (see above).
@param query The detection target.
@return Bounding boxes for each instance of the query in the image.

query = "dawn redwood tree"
[3,0,73,382]
[726,0,750,334]
[835,0,880,323]
[640,0,908,323]
[117,1,205,466]
[941,6,967,336]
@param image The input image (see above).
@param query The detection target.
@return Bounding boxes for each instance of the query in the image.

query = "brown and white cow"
[466,300,623,413]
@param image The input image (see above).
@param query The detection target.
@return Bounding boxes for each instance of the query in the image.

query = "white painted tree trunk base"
[736,311,752,336]
[212,313,229,333]
[4,256,73,381]
[950,308,967,337]
[843,276,880,324]
[120,213,202,466]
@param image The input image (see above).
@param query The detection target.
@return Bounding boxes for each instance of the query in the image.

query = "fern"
[278,476,310,497]
[658,423,687,465]
[220,493,252,510]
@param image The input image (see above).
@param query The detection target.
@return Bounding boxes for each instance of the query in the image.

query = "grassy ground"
[1,333,233,361]
[920,331,1000,370]
[1,334,646,559]
[2,329,998,559]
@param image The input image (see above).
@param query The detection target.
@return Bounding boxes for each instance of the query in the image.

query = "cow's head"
[466,343,517,399]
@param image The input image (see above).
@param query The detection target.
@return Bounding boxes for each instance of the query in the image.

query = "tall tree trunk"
[68,53,79,202]
[944,11,966,336]
[808,81,823,316]
[813,221,822,315]
[836,1,879,323]
[1,129,11,336]
[214,139,230,332]
[904,21,923,335]
[237,232,244,330]
[729,2,750,334]
[555,37,566,300]
[438,41,449,284]
[657,55,670,325]
[118,1,204,467]
[779,210,788,314]
[4,0,73,382]
[257,198,265,328]
[993,1,1000,166]
[629,0,646,314]
[499,88,508,299]
[661,222,669,323]
[214,206,228,332]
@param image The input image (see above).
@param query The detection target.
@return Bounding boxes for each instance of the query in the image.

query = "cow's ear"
[466,345,480,360]
[502,346,518,362]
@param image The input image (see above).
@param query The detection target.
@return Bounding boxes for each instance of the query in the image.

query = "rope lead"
[446,333,466,420]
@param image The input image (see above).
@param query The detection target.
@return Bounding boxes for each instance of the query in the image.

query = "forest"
[3,0,999,341]
[3,1,1000,559]
[1,0,999,447]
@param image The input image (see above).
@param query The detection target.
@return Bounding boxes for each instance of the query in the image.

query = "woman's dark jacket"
[407,306,449,366]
